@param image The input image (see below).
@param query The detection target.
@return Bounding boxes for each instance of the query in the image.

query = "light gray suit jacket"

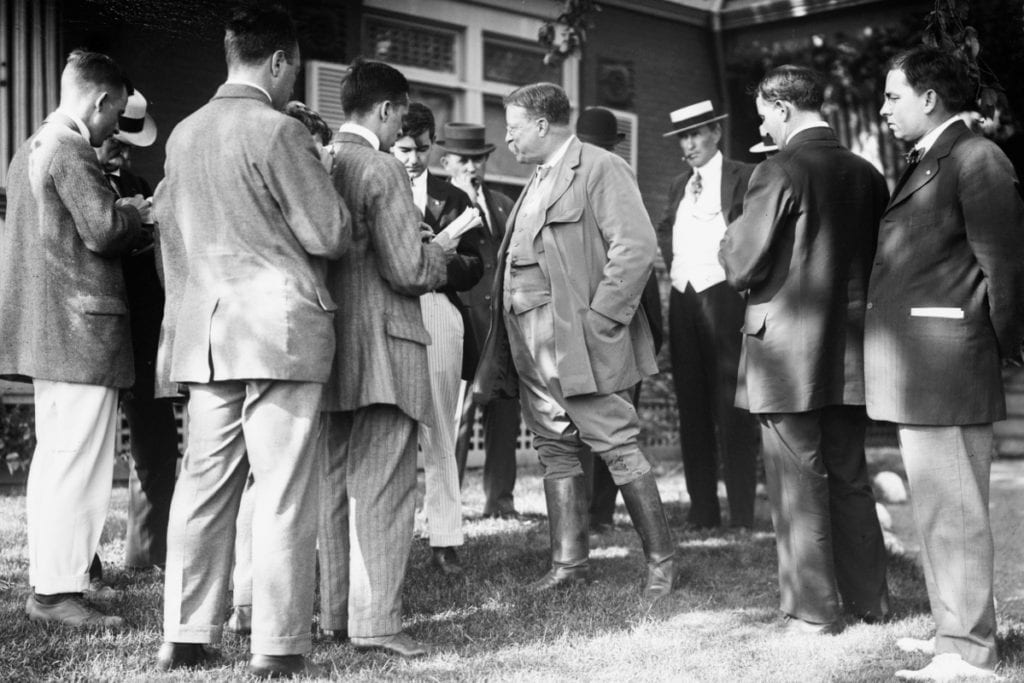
[321,132,448,425]
[155,84,351,392]
[0,113,144,387]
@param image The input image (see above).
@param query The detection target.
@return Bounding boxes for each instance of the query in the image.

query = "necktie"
[905,147,922,166]
[105,173,121,198]
[688,170,702,200]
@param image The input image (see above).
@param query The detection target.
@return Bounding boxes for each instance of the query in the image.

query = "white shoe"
[895,653,997,681]
[896,637,936,656]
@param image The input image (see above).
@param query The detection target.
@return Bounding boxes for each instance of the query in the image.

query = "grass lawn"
[2,451,1024,681]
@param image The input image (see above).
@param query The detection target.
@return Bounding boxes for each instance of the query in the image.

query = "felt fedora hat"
[115,89,157,147]
[576,107,624,149]
[662,100,728,137]
[748,133,778,154]
[436,123,495,155]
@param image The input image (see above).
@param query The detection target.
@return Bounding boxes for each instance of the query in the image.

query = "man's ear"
[536,117,549,137]
[93,92,109,112]
[270,49,288,77]
[922,89,938,115]
[379,100,393,122]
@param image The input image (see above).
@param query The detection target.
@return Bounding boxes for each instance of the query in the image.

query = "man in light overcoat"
[869,46,1024,681]
[153,6,351,678]
[474,82,676,602]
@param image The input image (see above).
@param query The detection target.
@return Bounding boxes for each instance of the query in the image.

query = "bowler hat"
[662,100,728,138]
[115,89,157,147]
[576,107,624,149]
[436,123,495,156]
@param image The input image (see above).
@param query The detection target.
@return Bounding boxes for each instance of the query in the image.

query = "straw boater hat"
[749,134,778,154]
[436,123,495,156]
[114,89,157,147]
[662,100,728,137]
[575,107,624,149]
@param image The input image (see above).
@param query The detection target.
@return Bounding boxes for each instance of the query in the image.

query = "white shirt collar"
[785,120,831,145]
[224,79,273,105]
[914,114,961,158]
[539,135,576,173]
[55,108,91,142]
[338,122,381,151]
[692,150,723,177]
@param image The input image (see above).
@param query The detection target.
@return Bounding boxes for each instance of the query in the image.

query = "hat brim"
[579,132,625,148]
[436,141,496,156]
[115,114,157,147]
[662,113,729,138]
[748,141,778,154]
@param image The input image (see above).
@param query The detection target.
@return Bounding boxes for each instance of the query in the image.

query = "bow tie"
[905,148,922,165]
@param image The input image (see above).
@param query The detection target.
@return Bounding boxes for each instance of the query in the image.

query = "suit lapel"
[885,121,966,212]
[543,139,581,213]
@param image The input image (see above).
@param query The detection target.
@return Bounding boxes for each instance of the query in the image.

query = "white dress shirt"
[670,151,729,293]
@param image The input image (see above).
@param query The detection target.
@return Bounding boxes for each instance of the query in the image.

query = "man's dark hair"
[65,49,130,94]
[224,3,298,67]
[503,82,571,125]
[399,102,435,141]
[285,100,331,145]
[757,65,825,111]
[339,58,410,117]
[890,45,973,114]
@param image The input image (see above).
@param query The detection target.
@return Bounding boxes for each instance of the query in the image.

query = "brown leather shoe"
[430,547,464,575]
[155,642,218,671]
[25,595,125,630]
[248,654,324,679]
[351,631,429,657]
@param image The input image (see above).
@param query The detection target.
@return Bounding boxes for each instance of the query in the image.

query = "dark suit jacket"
[720,127,888,414]
[423,173,484,379]
[111,170,163,400]
[458,184,514,366]
[0,113,145,387]
[656,157,754,274]
[865,120,1024,425]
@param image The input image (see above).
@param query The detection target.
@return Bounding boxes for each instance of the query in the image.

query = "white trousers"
[27,380,118,594]
[419,292,465,547]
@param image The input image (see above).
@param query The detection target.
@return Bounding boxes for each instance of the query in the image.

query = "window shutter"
[305,60,350,133]
[607,107,638,170]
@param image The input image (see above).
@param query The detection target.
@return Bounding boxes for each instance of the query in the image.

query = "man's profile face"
[880,68,930,142]
[88,86,127,148]
[504,105,543,165]
[676,124,720,169]
[391,131,432,180]
[96,137,130,173]
[441,153,488,190]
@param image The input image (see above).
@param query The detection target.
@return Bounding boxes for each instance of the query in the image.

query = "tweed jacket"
[865,120,1024,425]
[656,157,754,273]
[474,137,658,402]
[0,113,145,387]
[155,84,350,393]
[322,132,448,425]
[423,173,484,379]
[720,127,888,414]
[458,184,514,362]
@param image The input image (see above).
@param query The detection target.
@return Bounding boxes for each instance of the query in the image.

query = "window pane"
[484,95,531,180]
[364,16,457,73]
[483,34,559,86]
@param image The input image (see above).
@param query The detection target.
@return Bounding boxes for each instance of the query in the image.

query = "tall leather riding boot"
[529,476,589,591]
[620,471,677,602]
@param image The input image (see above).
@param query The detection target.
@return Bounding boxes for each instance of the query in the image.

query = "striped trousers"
[418,292,465,547]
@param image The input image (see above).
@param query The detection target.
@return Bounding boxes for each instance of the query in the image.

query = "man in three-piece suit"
[656,100,759,529]
[317,59,451,659]
[442,123,524,520]
[96,90,180,572]
[0,49,149,629]
[869,47,1024,681]
[720,65,890,634]
[154,6,351,677]
[390,102,483,575]
[474,82,676,602]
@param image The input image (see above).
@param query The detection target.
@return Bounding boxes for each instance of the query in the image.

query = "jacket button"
[484,295,491,301]
[866,302,873,309]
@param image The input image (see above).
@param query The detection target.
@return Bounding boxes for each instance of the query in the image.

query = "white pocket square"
[910,307,964,319]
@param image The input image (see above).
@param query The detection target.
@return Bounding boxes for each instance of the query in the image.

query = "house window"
[483,34,559,86]
[363,15,458,74]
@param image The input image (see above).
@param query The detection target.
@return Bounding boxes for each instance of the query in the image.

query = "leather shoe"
[896,637,936,656]
[780,614,841,635]
[225,604,252,635]
[249,654,324,679]
[155,642,217,671]
[83,577,122,603]
[895,653,996,680]
[528,566,590,591]
[25,595,125,630]
[482,501,520,520]
[430,547,463,575]
[351,631,429,658]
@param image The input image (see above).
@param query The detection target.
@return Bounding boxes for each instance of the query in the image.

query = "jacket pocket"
[80,295,128,316]
[385,315,432,345]
[545,206,583,226]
